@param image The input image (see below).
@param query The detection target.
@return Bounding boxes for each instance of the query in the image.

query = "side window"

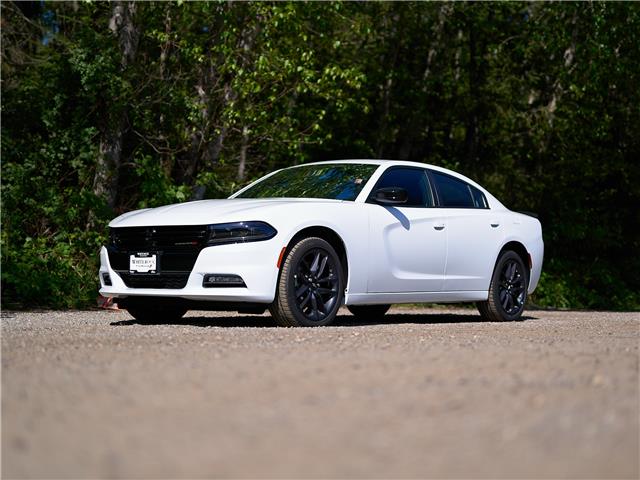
[470,185,488,208]
[373,168,434,207]
[431,171,475,208]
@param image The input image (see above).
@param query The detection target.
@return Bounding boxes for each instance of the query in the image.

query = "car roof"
[297,159,457,174]
[301,159,424,167]
[295,159,472,183]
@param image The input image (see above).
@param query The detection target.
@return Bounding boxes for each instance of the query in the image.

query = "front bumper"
[98,240,281,304]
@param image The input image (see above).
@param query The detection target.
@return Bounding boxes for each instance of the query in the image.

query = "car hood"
[109,198,345,228]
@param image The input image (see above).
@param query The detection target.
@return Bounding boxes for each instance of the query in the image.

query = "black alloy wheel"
[477,250,528,322]
[294,248,341,322]
[270,237,344,327]
[498,259,526,315]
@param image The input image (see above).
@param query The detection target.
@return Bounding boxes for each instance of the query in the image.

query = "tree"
[2,1,639,309]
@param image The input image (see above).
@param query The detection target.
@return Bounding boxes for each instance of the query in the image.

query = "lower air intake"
[117,272,190,289]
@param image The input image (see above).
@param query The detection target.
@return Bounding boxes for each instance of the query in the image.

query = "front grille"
[116,272,190,289]
[108,225,208,289]
[110,225,208,251]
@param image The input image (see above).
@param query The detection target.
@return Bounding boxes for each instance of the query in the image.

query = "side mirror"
[373,187,408,206]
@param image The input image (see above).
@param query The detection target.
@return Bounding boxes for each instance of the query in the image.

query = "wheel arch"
[498,241,531,275]
[284,226,349,281]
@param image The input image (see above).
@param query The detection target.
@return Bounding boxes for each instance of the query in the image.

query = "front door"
[367,167,447,293]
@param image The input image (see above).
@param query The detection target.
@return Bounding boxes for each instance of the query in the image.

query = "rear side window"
[431,171,485,208]
[470,185,488,208]
[373,167,434,207]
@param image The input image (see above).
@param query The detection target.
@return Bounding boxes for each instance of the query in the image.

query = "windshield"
[235,163,379,201]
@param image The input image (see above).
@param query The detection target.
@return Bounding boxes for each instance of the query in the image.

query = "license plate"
[129,253,157,273]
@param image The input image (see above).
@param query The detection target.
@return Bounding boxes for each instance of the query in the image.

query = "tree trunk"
[235,17,257,180]
[159,5,171,80]
[190,13,256,198]
[109,1,139,67]
[422,3,452,87]
[376,11,402,159]
[237,126,249,182]
[464,14,481,166]
[397,3,452,160]
[547,13,578,125]
[454,29,463,82]
[93,119,125,209]
[92,1,139,211]
[540,9,578,154]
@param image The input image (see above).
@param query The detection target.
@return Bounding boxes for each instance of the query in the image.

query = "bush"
[1,231,105,309]
[531,260,640,311]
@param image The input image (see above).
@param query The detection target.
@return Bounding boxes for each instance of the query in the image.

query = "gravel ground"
[2,307,639,479]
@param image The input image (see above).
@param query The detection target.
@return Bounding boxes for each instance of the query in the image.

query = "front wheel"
[477,250,528,322]
[270,237,344,327]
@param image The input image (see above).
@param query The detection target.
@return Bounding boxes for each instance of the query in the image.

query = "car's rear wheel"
[477,250,528,321]
[270,237,343,327]
[126,306,188,324]
[347,304,391,320]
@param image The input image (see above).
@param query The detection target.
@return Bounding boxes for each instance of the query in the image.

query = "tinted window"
[236,164,378,201]
[373,168,434,207]
[470,185,488,208]
[431,171,475,208]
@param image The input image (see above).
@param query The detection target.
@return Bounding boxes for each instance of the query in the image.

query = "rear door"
[429,170,505,291]
[367,167,447,293]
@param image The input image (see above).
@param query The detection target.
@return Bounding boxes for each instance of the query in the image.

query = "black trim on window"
[469,184,489,209]
[366,166,436,208]
[427,169,490,210]
[425,169,441,206]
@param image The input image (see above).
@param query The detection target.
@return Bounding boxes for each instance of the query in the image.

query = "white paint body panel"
[99,160,544,306]
[367,205,447,293]
[442,209,505,291]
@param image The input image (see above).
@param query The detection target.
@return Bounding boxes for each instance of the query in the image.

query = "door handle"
[490,221,500,228]
[434,224,445,231]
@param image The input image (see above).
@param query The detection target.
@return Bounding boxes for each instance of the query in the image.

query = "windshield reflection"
[236,164,378,201]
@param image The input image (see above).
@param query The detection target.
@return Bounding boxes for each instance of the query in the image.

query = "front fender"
[269,205,370,297]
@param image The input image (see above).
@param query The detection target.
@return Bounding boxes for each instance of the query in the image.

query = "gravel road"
[2,308,638,479]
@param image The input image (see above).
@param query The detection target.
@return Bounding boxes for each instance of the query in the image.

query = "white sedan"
[99,160,543,326]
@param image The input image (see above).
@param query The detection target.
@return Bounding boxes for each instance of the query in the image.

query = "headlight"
[207,221,277,246]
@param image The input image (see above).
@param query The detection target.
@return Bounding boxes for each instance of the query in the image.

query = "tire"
[348,304,391,320]
[270,237,344,327]
[126,306,188,324]
[477,250,528,321]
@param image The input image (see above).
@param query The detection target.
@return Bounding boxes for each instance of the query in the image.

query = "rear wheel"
[270,237,343,327]
[477,250,528,321]
[348,304,391,320]
[126,306,188,324]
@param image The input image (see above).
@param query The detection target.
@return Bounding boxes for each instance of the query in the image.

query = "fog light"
[203,274,246,288]
[102,273,112,286]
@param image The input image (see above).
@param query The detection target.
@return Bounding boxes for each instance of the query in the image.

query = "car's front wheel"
[477,250,528,321]
[270,237,344,327]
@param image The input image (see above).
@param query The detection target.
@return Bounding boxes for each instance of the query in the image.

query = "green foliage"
[1,1,638,310]
[532,260,640,311]
[1,231,104,309]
